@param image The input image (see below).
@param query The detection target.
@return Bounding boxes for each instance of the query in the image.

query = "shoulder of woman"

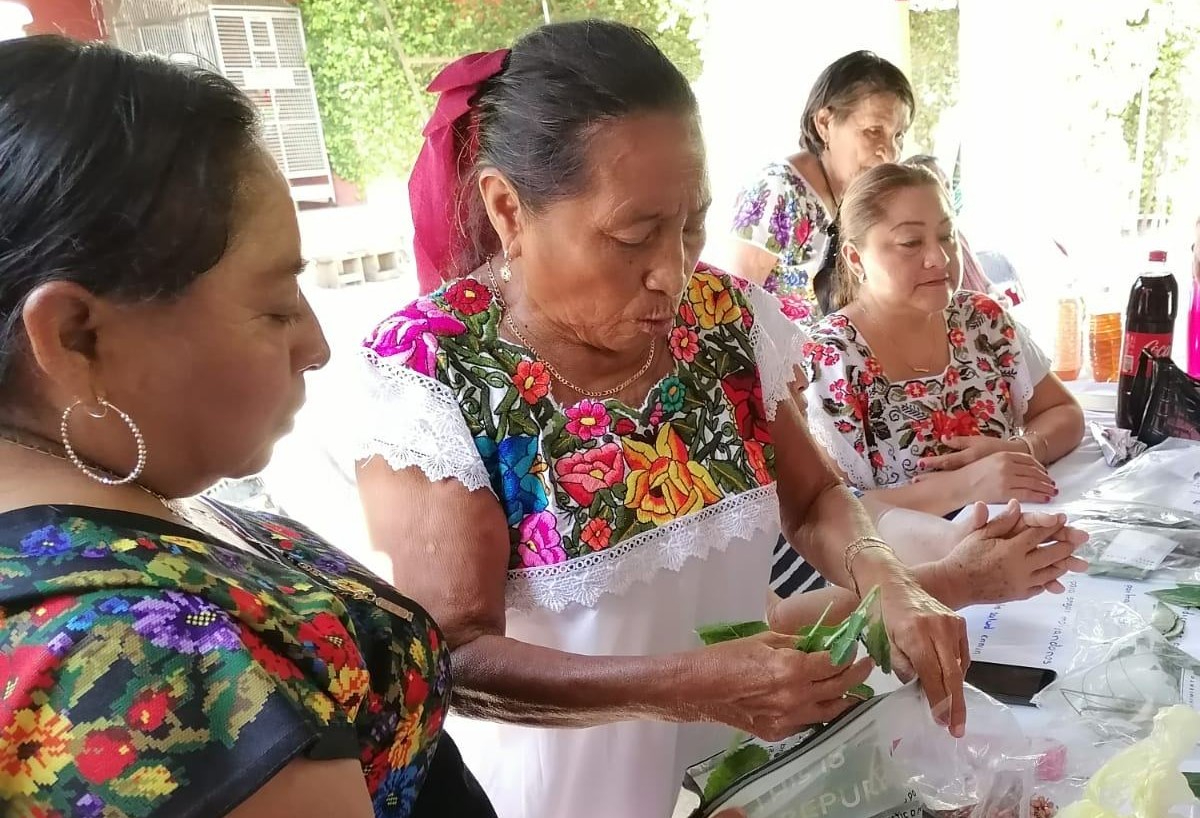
[361,279,493,379]
[952,289,1011,329]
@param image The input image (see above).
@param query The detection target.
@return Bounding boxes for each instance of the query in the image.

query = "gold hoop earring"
[500,248,513,282]
[60,398,146,486]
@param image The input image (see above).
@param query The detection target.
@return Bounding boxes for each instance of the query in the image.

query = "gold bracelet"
[843,536,893,596]
[1013,430,1046,464]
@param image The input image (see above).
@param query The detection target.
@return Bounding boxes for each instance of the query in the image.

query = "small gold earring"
[500,249,513,282]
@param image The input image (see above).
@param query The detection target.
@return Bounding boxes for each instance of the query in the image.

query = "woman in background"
[728,50,914,323]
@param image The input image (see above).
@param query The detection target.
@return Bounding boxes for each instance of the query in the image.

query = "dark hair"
[800,51,915,154]
[0,36,259,393]
[456,19,699,275]
[830,162,944,311]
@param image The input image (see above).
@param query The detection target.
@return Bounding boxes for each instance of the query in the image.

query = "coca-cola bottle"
[1116,250,1179,429]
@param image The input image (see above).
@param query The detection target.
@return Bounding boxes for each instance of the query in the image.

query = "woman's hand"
[914,450,1056,504]
[917,435,1024,472]
[694,632,873,742]
[936,501,1088,605]
[873,566,970,737]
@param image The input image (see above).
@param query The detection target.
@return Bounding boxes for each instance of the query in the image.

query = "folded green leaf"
[865,615,891,674]
[795,602,835,652]
[847,683,874,700]
[696,620,769,646]
[702,744,770,802]
[1186,771,1200,798]
[1149,585,1200,609]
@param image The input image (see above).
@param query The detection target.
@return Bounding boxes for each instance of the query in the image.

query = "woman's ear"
[20,281,104,402]
[842,243,865,282]
[478,169,524,259]
[814,107,835,148]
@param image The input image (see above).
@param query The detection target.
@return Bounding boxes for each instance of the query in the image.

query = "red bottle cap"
[1149,250,1168,263]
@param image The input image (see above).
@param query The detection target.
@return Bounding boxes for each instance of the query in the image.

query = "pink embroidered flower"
[904,382,928,399]
[516,511,566,567]
[581,519,613,551]
[948,327,967,348]
[865,358,884,377]
[554,443,625,506]
[365,300,467,377]
[828,314,850,329]
[444,279,492,316]
[669,327,701,363]
[971,294,1003,321]
[564,400,611,441]
[944,367,961,386]
[970,399,996,420]
[830,378,849,402]
[998,352,1016,369]
[869,451,885,469]
[779,295,812,322]
[977,357,994,373]
[1001,325,1016,341]
[835,420,855,434]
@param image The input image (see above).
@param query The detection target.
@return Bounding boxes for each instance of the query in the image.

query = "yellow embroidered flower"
[110,538,140,553]
[387,707,424,768]
[622,423,722,525]
[145,553,191,583]
[0,705,72,797]
[686,271,742,329]
[409,640,428,673]
[160,535,209,554]
[328,666,372,719]
[112,764,177,798]
[307,691,335,722]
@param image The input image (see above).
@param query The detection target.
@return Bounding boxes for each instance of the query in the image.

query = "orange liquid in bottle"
[1088,312,1123,382]
[1053,298,1081,381]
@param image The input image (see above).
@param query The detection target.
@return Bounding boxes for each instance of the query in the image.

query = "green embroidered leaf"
[695,620,769,646]
[1149,585,1200,608]
[709,460,751,494]
[702,744,770,803]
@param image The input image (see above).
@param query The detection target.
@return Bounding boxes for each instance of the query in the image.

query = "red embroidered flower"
[77,728,138,783]
[971,294,1003,321]
[444,279,492,316]
[779,295,812,322]
[835,420,855,434]
[828,315,850,330]
[998,352,1016,369]
[910,418,934,441]
[904,382,928,399]
[230,585,267,624]
[512,360,551,405]
[744,440,772,486]
[29,596,73,625]
[239,623,303,680]
[554,444,625,507]
[263,520,304,542]
[865,357,884,377]
[794,216,813,246]
[126,689,171,733]
[929,410,980,440]
[948,328,967,348]
[1001,325,1015,341]
[614,418,637,436]
[829,378,849,402]
[426,705,445,738]
[428,628,440,654]
[581,519,612,551]
[944,367,961,386]
[970,399,996,420]
[297,612,361,672]
[977,357,994,373]
[0,646,57,713]
[678,300,697,326]
[361,741,390,794]
[403,668,430,711]
[720,372,772,445]
[848,391,869,421]
[870,451,885,469]
[822,346,841,367]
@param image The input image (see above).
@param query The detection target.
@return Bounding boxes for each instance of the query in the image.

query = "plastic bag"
[1056,705,1200,818]
[676,683,1041,818]
[1064,499,1200,530]
[1082,438,1200,520]
[1073,519,1200,583]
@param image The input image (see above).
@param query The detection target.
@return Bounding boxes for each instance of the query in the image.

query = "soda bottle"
[1116,250,1179,429]
[1052,297,1081,381]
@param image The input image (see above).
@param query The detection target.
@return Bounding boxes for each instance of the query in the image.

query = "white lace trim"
[745,284,811,421]
[505,485,780,613]
[804,405,875,489]
[354,348,493,493]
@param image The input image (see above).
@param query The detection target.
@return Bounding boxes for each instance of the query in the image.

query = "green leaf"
[795,624,843,653]
[702,744,770,803]
[864,616,892,675]
[846,683,875,701]
[1186,772,1200,798]
[827,611,867,665]
[695,620,769,646]
[1149,585,1200,608]
[795,601,835,652]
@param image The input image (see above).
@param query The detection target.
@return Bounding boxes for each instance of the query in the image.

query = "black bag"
[1134,349,1200,446]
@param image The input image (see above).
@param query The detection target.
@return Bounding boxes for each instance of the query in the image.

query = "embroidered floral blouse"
[802,290,1051,491]
[357,265,803,613]
[0,501,453,818]
[731,162,834,327]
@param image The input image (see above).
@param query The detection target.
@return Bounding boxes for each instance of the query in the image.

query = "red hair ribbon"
[408,49,510,295]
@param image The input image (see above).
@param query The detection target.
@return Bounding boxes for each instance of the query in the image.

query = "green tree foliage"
[301,0,706,187]
[907,5,959,156]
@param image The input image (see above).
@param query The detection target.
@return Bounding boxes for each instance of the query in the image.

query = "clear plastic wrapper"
[1082,438,1200,520]
[1064,499,1200,530]
[677,684,1069,818]
[1073,519,1200,583]
[1089,422,1147,468]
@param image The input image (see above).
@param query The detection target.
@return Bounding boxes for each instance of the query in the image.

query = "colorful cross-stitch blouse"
[731,161,835,327]
[354,265,809,818]
[0,500,457,818]
[802,290,1051,491]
